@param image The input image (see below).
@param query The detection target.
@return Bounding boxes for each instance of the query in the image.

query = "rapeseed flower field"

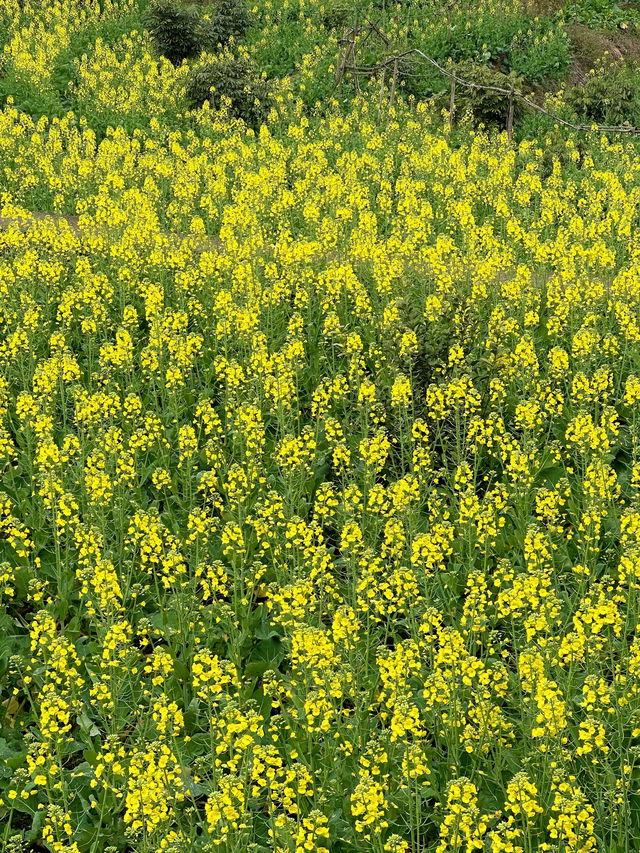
[1,0,640,851]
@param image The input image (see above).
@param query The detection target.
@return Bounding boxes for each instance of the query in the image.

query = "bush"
[199,0,252,51]
[321,1,352,30]
[396,55,445,101]
[185,56,270,127]
[146,0,202,63]
[565,62,640,125]
[146,0,252,64]
[444,61,525,129]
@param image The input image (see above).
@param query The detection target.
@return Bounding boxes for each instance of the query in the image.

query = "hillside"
[1,1,640,852]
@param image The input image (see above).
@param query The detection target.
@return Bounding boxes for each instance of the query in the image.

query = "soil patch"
[567,22,640,84]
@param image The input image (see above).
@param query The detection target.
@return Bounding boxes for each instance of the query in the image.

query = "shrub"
[444,61,525,129]
[185,56,270,127]
[145,0,202,63]
[396,54,445,100]
[199,0,252,51]
[565,62,640,125]
[146,0,252,64]
[321,1,352,30]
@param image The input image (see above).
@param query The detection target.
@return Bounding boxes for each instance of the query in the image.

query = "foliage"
[414,1,572,82]
[185,53,271,125]
[439,60,525,128]
[145,0,203,63]
[566,60,640,124]
[199,0,253,51]
[566,0,640,28]
[321,0,352,30]
[146,0,252,64]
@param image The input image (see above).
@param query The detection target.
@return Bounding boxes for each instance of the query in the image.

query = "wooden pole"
[353,17,360,95]
[330,24,354,99]
[377,66,387,125]
[507,90,514,141]
[387,59,398,120]
[334,29,347,85]
[449,76,456,129]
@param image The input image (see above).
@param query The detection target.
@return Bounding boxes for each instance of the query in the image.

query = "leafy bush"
[199,0,253,51]
[185,55,271,126]
[146,0,251,64]
[565,61,640,124]
[443,61,525,129]
[145,0,202,63]
[321,0,352,30]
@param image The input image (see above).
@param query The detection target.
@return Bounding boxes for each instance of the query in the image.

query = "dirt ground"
[567,22,640,83]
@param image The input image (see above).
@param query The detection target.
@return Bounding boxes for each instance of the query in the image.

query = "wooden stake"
[507,90,514,141]
[377,66,387,125]
[353,18,361,95]
[330,25,354,99]
[449,76,456,129]
[335,29,347,84]
[387,59,398,120]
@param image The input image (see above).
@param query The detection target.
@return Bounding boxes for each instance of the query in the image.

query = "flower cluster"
[1,1,640,851]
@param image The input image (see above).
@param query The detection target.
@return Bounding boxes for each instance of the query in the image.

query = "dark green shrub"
[185,56,271,127]
[146,0,252,64]
[145,0,202,63]
[444,61,525,129]
[198,0,252,50]
[565,62,640,125]
[396,55,448,101]
[321,1,351,30]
